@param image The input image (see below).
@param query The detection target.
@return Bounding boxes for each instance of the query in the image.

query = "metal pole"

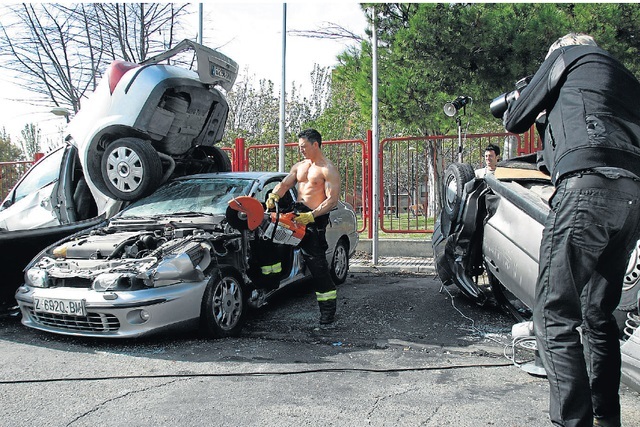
[198,4,203,44]
[395,146,399,219]
[371,10,379,265]
[457,116,463,163]
[278,3,287,173]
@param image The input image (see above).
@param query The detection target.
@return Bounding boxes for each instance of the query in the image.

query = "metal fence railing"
[0,130,539,235]
[0,160,35,201]
[233,128,537,235]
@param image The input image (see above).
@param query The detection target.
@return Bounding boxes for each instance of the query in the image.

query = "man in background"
[475,144,500,177]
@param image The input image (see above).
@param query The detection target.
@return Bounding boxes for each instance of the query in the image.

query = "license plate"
[34,297,86,316]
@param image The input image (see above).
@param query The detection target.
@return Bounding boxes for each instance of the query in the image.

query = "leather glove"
[266,193,280,210]
[294,212,315,225]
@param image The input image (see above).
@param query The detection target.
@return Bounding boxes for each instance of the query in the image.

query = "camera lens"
[490,90,519,118]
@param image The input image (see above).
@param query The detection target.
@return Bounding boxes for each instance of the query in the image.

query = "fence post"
[33,152,44,162]
[367,129,373,239]
[234,138,246,171]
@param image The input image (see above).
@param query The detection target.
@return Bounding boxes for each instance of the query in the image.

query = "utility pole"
[371,9,379,265]
[278,3,287,173]
[198,4,203,44]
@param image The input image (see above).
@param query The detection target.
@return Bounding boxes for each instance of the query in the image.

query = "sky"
[0,2,368,147]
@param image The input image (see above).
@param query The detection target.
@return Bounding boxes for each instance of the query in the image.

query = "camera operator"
[503,33,640,427]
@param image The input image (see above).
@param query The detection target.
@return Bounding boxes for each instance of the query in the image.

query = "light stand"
[444,96,472,163]
[456,115,463,163]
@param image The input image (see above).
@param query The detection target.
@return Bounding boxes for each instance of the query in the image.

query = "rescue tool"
[226,196,306,246]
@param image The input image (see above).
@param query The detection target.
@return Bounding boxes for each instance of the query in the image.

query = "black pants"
[534,173,640,427]
[295,203,336,295]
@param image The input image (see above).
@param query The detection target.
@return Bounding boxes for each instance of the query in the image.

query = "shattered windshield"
[118,177,255,218]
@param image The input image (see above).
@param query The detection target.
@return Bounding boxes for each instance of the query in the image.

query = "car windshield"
[118,177,255,218]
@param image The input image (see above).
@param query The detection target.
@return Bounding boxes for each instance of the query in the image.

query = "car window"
[13,147,65,203]
[119,177,255,218]
[255,181,279,204]
[254,179,295,208]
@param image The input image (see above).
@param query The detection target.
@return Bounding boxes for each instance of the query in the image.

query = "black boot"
[318,299,336,324]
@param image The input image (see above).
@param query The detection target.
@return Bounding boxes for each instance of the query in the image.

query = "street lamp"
[50,107,70,123]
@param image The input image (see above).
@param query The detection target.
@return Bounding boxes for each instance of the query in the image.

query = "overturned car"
[15,172,359,338]
[0,40,238,308]
[432,157,640,392]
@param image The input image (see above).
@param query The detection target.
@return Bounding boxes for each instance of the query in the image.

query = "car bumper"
[15,280,208,338]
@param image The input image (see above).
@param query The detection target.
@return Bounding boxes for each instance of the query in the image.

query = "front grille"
[51,277,92,288]
[27,308,120,333]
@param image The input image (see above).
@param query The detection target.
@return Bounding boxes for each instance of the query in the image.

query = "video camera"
[490,75,532,118]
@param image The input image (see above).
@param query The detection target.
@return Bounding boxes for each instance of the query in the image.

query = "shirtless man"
[266,128,341,324]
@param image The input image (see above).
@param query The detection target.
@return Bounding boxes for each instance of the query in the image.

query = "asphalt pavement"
[0,266,638,426]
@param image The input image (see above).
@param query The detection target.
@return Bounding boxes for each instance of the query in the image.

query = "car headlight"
[93,273,143,292]
[149,253,205,287]
[25,268,49,288]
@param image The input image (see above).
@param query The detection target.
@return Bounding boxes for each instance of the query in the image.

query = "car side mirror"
[0,199,12,211]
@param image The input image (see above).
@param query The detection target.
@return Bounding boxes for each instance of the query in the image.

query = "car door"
[0,146,67,231]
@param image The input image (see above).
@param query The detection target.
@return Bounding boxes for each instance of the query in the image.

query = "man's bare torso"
[296,160,328,210]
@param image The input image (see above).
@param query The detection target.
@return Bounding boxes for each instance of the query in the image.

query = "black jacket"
[504,45,640,184]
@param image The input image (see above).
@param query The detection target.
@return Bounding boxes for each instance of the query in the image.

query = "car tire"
[101,137,163,201]
[620,239,640,311]
[443,162,475,220]
[330,238,349,285]
[200,269,248,338]
[209,146,232,172]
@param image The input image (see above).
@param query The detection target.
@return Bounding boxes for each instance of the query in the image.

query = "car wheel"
[209,146,232,172]
[620,239,640,311]
[443,162,475,220]
[200,269,247,338]
[330,238,349,285]
[101,137,162,201]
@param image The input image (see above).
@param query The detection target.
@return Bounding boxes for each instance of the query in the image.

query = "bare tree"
[289,23,364,43]
[0,3,190,114]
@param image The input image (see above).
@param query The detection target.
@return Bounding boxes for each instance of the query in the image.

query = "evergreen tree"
[0,127,24,162]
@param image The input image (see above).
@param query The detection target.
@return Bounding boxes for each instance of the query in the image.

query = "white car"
[0,40,238,310]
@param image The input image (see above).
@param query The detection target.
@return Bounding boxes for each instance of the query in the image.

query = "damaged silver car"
[0,40,237,309]
[14,172,359,338]
[432,156,640,392]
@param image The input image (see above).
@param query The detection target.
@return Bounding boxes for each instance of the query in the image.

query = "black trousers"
[295,203,336,295]
[534,173,640,427]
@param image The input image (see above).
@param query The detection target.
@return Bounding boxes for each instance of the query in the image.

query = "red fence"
[232,127,539,235]
[0,160,37,201]
[0,132,539,234]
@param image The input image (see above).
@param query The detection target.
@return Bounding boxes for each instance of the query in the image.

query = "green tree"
[19,123,42,161]
[0,127,23,162]
[330,3,640,215]
[343,3,640,136]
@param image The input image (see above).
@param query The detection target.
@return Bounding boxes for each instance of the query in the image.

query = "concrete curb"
[350,257,435,275]
[357,238,433,258]
[351,239,435,274]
